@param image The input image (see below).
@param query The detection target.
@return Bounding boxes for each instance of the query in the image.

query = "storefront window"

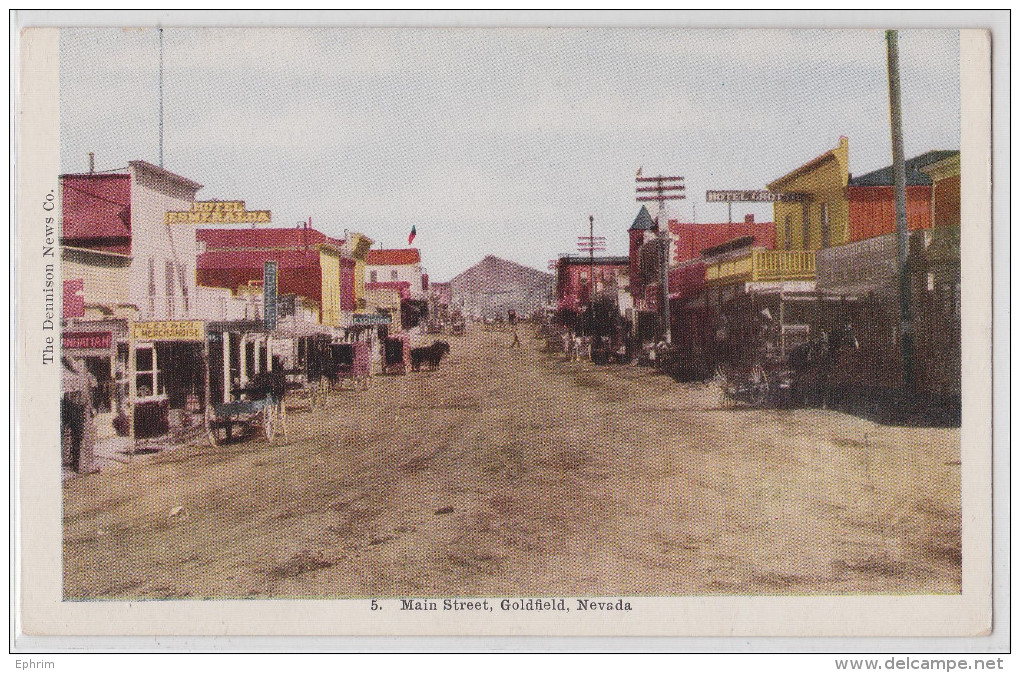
[135,345,157,397]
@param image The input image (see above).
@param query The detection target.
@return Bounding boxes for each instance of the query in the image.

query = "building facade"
[366,249,425,299]
[196,226,357,327]
[767,136,850,251]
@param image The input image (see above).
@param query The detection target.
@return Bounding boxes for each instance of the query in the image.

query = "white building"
[365,248,425,299]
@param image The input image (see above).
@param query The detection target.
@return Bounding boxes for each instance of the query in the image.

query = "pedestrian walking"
[510,324,522,349]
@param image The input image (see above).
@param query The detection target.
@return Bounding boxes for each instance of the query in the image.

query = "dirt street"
[63,326,961,599]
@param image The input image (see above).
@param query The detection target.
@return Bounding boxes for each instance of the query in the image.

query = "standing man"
[508,309,521,349]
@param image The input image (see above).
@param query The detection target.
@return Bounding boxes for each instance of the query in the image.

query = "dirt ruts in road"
[62,326,960,599]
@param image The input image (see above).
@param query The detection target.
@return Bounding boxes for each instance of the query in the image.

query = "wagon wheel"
[747,364,769,407]
[262,404,276,442]
[715,363,733,406]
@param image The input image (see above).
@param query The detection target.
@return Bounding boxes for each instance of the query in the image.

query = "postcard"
[13,15,997,643]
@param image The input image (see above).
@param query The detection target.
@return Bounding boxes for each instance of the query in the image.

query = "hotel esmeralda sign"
[164,200,271,225]
[132,320,206,342]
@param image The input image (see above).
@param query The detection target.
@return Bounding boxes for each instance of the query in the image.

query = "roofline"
[767,150,839,190]
[558,255,630,265]
[128,160,204,191]
[59,172,131,179]
[62,245,134,261]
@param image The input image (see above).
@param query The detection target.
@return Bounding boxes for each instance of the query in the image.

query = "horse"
[410,341,451,371]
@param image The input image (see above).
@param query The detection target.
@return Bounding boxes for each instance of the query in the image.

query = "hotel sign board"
[132,320,206,342]
[164,200,271,225]
[706,190,808,203]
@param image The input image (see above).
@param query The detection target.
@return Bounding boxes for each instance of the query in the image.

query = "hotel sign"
[705,190,808,203]
[132,320,206,342]
[164,201,271,225]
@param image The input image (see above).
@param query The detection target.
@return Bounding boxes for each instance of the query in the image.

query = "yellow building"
[344,231,375,310]
[767,136,850,251]
[319,245,345,327]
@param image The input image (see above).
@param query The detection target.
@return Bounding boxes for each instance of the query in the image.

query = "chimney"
[744,214,755,225]
[88,152,94,173]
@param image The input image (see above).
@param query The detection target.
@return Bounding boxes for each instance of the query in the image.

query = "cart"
[382,335,411,375]
[209,373,287,444]
[713,291,837,407]
[329,341,371,389]
[210,396,283,444]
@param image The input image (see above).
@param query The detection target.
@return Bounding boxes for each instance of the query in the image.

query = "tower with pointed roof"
[628,204,658,300]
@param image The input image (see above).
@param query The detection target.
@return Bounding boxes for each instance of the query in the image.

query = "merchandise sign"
[164,200,271,225]
[352,313,392,326]
[705,190,809,203]
[264,261,278,331]
[63,331,112,351]
[132,320,205,342]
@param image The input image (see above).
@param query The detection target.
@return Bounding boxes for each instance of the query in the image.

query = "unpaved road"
[63,326,961,599]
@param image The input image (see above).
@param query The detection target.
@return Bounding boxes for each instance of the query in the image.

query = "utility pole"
[577,215,606,335]
[636,174,685,345]
[158,26,164,167]
[886,29,914,393]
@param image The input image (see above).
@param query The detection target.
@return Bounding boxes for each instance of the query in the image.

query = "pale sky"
[60,26,959,281]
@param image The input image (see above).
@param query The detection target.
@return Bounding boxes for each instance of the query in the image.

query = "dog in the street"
[411,340,451,371]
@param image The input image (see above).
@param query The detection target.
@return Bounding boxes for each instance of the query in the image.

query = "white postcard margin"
[14,26,993,639]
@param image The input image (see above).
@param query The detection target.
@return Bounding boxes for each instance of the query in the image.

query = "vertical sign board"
[264,261,278,331]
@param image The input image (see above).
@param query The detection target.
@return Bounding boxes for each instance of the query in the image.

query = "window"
[166,260,176,317]
[370,270,378,283]
[784,216,792,250]
[147,258,156,315]
[820,203,830,248]
[178,264,190,315]
[390,270,398,281]
[801,203,811,249]
[135,345,157,397]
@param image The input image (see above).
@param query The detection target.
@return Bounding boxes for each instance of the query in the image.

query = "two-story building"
[196,225,357,327]
[767,136,851,251]
[61,160,208,443]
[366,248,425,299]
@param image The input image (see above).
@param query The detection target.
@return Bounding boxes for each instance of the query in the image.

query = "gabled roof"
[848,150,959,187]
[630,205,657,231]
[768,136,849,191]
[128,159,204,191]
[366,248,421,266]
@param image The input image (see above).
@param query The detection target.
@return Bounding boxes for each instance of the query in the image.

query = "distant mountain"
[449,255,554,319]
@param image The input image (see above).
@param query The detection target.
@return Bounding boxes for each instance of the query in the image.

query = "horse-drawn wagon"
[329,341,372,389]
[711,290,858,407]
[209,370,287,444]
[382,334,412,375]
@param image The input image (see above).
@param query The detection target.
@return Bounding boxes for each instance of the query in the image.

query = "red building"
[668,214,776,265]
[845,150,957,243]
[556,255,630,310]
[197,226,356,324]
[627,205,658,300]
[61,173,132,255]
